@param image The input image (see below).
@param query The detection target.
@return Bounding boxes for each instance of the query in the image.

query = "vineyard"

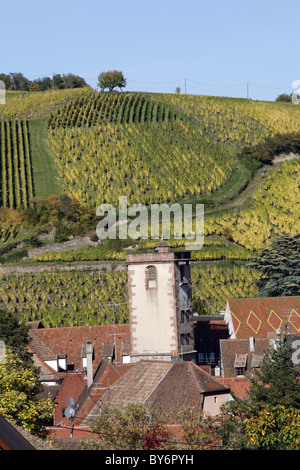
[0,268,129,327]
[0,88,299,329]
[192,263,261,314]
[0,87,92,120]
[31,238,253,263]
[0,119,33,209]
[0,263,260,327]
[47,92,180,129]
[204,158,300,250]
[47,92,236,207]
[158,94,300,146]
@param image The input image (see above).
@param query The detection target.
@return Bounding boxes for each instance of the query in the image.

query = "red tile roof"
[72,359,134,425]
[79,360,230,424]
[29,324,130,371]
[53,372,86,426]
[226,296,300,339]
[220,337,270,379]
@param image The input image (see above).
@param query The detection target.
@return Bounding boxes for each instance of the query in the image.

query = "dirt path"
[205,152,299,215]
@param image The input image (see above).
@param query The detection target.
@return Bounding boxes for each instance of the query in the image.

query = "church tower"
[126,240,196,363]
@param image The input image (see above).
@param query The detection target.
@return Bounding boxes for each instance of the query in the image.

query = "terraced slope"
[0,263,260,327]
[47,92,237,207]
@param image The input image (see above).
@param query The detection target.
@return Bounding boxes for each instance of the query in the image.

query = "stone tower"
[126,240,196,363]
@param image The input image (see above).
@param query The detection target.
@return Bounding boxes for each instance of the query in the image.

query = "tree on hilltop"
[97,70,126,91]
[275,93,292,102]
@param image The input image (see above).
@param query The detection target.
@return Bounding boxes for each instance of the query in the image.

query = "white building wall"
[224,300,236,339]
[128,262,178,358]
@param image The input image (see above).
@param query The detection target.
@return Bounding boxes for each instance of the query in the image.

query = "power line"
[249,82,291,90]
[187,78,247,88]
[127,78,185,85]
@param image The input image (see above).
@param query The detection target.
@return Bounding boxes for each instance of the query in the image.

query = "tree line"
[0,72,87,91]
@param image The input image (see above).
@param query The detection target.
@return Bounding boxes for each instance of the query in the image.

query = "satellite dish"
[67,396,75,406]
[64,407,75,419]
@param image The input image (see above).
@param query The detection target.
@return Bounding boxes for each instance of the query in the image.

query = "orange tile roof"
[30,324,130,370]
[79,360,230,424]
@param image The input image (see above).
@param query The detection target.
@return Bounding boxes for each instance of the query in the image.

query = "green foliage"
[244,404,300,450]
[86,404,171,450]
[0,309,30,360]
[220,337,300,449]
[248,336,300,409]
[0,349,54,437]
[249,233,300,297]
[0,72,87,92]
[241,132,300,164]
[275,93,292,102]
[97,70,126,92]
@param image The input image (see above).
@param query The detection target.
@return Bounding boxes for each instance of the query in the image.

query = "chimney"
[249,336,255,352]
[86,340,94,388]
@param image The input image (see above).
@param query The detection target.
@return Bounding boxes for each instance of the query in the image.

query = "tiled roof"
[146,361,229,412]
[0,416,55,450]
[73,360,134,425]
[28,329,56,360]
[29,324,130,370]
[81,360,230,424]
[226,296,300,339]
[220,337,271,378]
[53,372,86,426]
[215,376,250,400]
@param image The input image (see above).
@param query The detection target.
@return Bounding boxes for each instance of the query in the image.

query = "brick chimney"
[85,340,94,388]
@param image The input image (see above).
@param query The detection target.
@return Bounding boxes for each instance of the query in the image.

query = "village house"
[24,243,300,447]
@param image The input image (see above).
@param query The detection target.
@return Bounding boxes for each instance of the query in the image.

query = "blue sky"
[0,0,299,101]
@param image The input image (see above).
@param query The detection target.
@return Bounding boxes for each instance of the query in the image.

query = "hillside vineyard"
[47,93,236,206]
[0,88,299,327]
[0,264,260,327]
[0,120,33,209]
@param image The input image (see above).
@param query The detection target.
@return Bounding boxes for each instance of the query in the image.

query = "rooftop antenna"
[64,396,75,437]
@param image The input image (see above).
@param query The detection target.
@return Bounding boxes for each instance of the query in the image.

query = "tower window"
[146,266,157,289]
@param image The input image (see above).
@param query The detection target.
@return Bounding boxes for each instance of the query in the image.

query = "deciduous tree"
[97,70,126,92]
[0,349,54,437]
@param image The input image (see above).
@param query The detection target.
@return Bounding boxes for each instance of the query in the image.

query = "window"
[234,353,247,376]
[180,333,191,346]
[236,367,245,376]
[146,266,157,289]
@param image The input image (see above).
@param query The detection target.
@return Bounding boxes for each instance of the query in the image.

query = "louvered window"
[146,266,157,289]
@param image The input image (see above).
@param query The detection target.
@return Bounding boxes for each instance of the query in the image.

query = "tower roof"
[155,239,169,253]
